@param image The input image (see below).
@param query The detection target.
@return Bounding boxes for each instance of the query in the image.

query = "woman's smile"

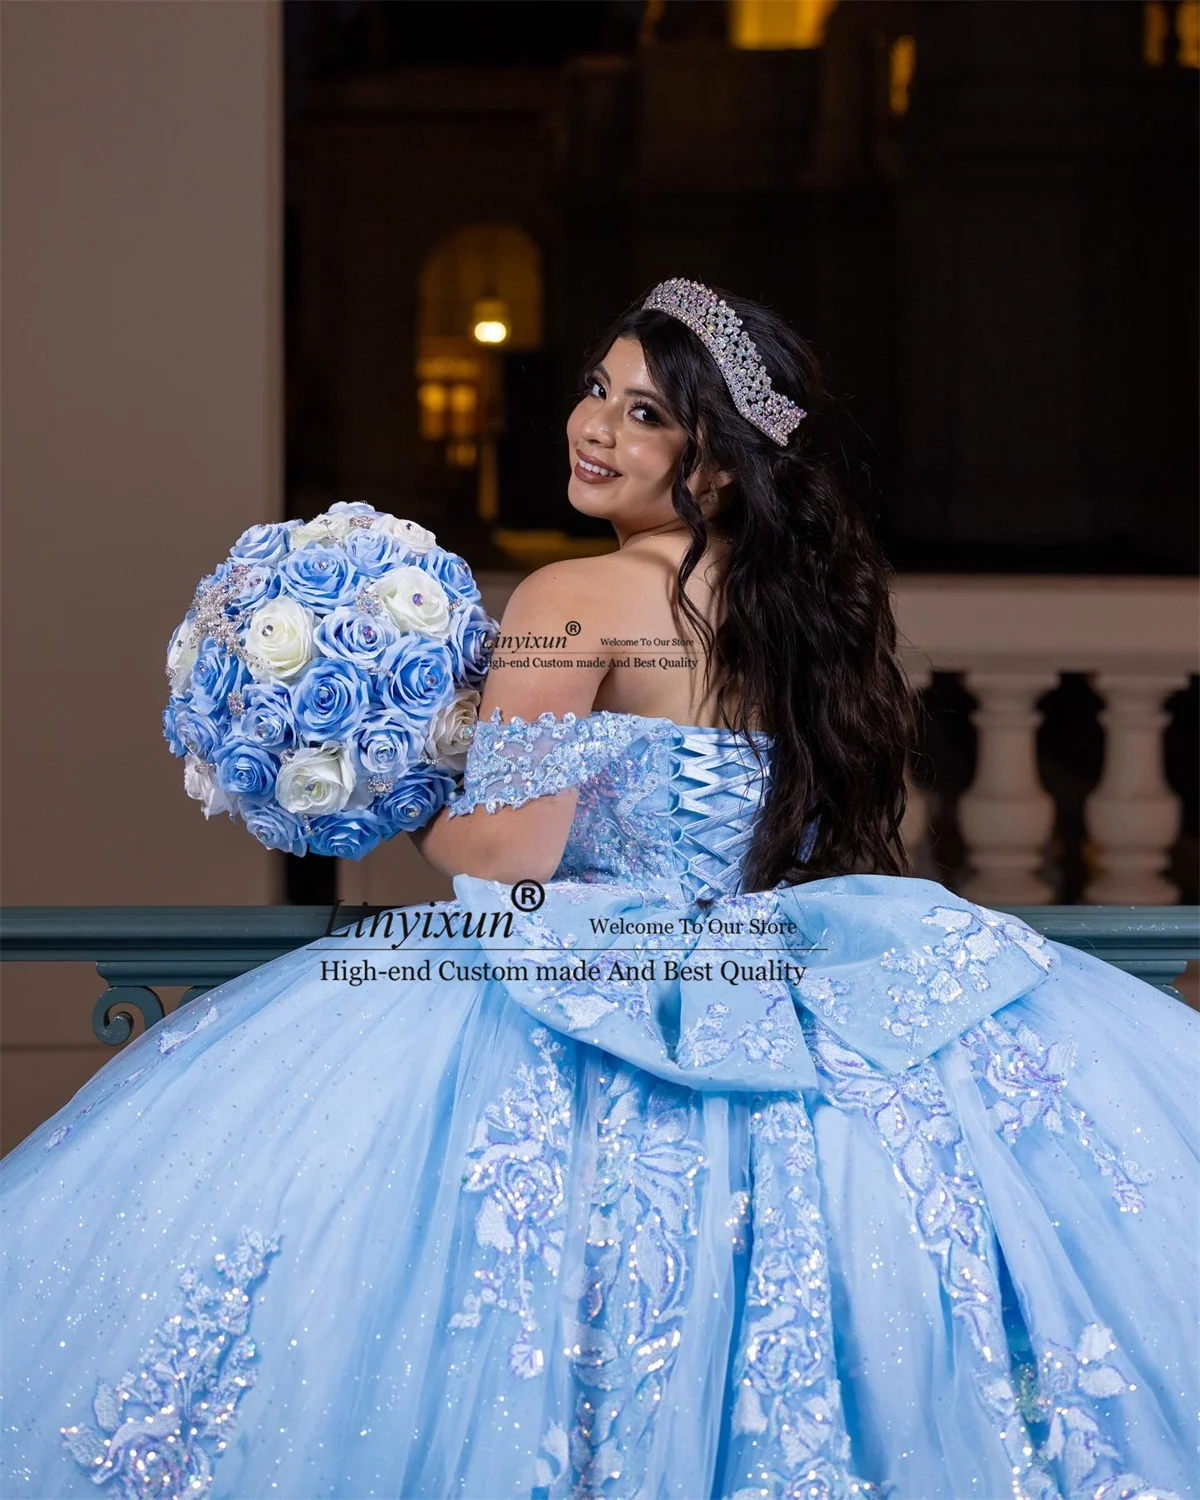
[573,449,622,484]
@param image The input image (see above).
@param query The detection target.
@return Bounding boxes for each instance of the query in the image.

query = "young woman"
[2,279,1196,1500]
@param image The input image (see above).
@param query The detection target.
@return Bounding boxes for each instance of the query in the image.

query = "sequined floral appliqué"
[725,1095,880,1499]
[1012,1322,1182,1499]
[960,1014,1153,1212]
[676,890,805,1071]
[554,1063,706,1495]
[808,1013,1062,1495]
[449,1026,574,1379]
[508,909,672,1043]
[879,904,1058,1058]
[61,1226,279,1496]
[808,1014,1179,1499]
[676,992,797,1071]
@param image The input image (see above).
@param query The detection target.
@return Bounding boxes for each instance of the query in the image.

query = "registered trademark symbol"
[510,879,545,913]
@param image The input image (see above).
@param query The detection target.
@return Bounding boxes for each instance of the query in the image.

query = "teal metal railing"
[1,905,1197,1048]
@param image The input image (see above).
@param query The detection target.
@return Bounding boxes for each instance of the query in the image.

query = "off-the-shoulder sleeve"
[446,709,649,817]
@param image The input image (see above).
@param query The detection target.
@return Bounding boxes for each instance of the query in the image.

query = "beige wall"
[1,0,283,1152]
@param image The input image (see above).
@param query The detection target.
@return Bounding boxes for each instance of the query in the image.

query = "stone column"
[958,671,1058,904]
[1,0,282,1151]
[1084,674,1186,904]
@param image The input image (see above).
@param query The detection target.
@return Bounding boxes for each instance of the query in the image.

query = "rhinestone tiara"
[641,277,806,446]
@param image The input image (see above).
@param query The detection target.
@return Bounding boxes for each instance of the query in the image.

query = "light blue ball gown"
[2,709,1197,1500]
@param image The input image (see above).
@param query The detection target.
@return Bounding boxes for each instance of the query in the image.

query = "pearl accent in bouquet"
[163,503,497,859]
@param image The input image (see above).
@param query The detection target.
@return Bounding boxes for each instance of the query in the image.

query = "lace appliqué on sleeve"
[446,709,651,817]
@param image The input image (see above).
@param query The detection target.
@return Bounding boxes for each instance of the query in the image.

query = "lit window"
[1144,0,1199,65]
[1145,1,1170,64]
[448,384,478,440]
[416,354,483,469]
[729,0,838,50]
[1178,0,1199,64]
[417,382,448,442]
[889,35,916,115]
[446,441,478,470]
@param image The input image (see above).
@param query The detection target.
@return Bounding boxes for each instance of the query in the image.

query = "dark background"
[283,0,1197,571]
[280,0,1198,904]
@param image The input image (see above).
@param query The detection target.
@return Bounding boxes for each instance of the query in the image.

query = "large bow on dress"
[450,873,1060,1093]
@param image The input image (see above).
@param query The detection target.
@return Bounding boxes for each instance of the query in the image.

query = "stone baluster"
[901,665,932,871]
[1083,674,1185,904]
[957,671,1059,905]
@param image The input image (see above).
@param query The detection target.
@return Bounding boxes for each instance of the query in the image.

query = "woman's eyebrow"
[593,362,664,404]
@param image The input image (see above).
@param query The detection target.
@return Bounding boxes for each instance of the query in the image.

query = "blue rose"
[174,704,223,763]
[446,603,498,690]
[229,522,293,569]
[196,560,233,591]
[226,562,282,615]
[341,526,405,579]
[352,712,421,780]
[379,636,456,728]
[162,696,188,757]
[244,804,308,857]
[421,546,481,604]
[214,739,279,804]
[232,682,296,751]
[290,658,372,743]
[326,501,378,518]
[377,767,455,833]
[278,545,360,612]
[189,638,250,720]
[314,605,403,675]
[306,809,388,860]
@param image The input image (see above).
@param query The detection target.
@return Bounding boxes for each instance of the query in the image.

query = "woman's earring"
[705,487,718,507]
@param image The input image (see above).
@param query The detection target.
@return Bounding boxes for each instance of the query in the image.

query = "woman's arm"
[413,560,611,884]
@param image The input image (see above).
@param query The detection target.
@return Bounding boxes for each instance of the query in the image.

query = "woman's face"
[565,336,703,534]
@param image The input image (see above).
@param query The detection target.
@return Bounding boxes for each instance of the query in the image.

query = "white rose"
[423,689,481,772]
[276,744,357,816]
[374,565,451,638]
[244,596,316,681]
[289,510,354,549]
[184,755,236,820]
[370,515,436,554]
[167,619,198,693]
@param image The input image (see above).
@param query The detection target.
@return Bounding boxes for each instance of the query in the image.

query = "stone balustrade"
[890,576,1198,905]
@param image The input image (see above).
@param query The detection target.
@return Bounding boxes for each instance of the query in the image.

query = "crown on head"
[641,278,807,446]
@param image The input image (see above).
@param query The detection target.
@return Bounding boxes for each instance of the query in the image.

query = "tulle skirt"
[1,879,1197,1500]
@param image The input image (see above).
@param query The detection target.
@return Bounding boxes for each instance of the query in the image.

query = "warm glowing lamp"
[471,297,510,345]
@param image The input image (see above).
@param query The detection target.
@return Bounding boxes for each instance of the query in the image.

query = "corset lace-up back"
[447,709,772,903]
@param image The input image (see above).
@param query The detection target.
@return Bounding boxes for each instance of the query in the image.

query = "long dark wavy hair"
[581,286,914,892]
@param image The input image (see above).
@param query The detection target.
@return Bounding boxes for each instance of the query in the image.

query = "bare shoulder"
[474,559,614,723]
[503,555,611,608]
[500,551,667,635]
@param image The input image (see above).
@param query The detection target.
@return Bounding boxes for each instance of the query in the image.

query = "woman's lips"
[573,451,621,484]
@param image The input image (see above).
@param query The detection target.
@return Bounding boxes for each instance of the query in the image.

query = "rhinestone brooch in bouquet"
[162,502,497,859]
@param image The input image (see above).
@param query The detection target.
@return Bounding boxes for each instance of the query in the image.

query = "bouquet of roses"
[162,502,496,859]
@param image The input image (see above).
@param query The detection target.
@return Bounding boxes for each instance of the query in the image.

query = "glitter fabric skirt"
[1,874,1197,1500]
